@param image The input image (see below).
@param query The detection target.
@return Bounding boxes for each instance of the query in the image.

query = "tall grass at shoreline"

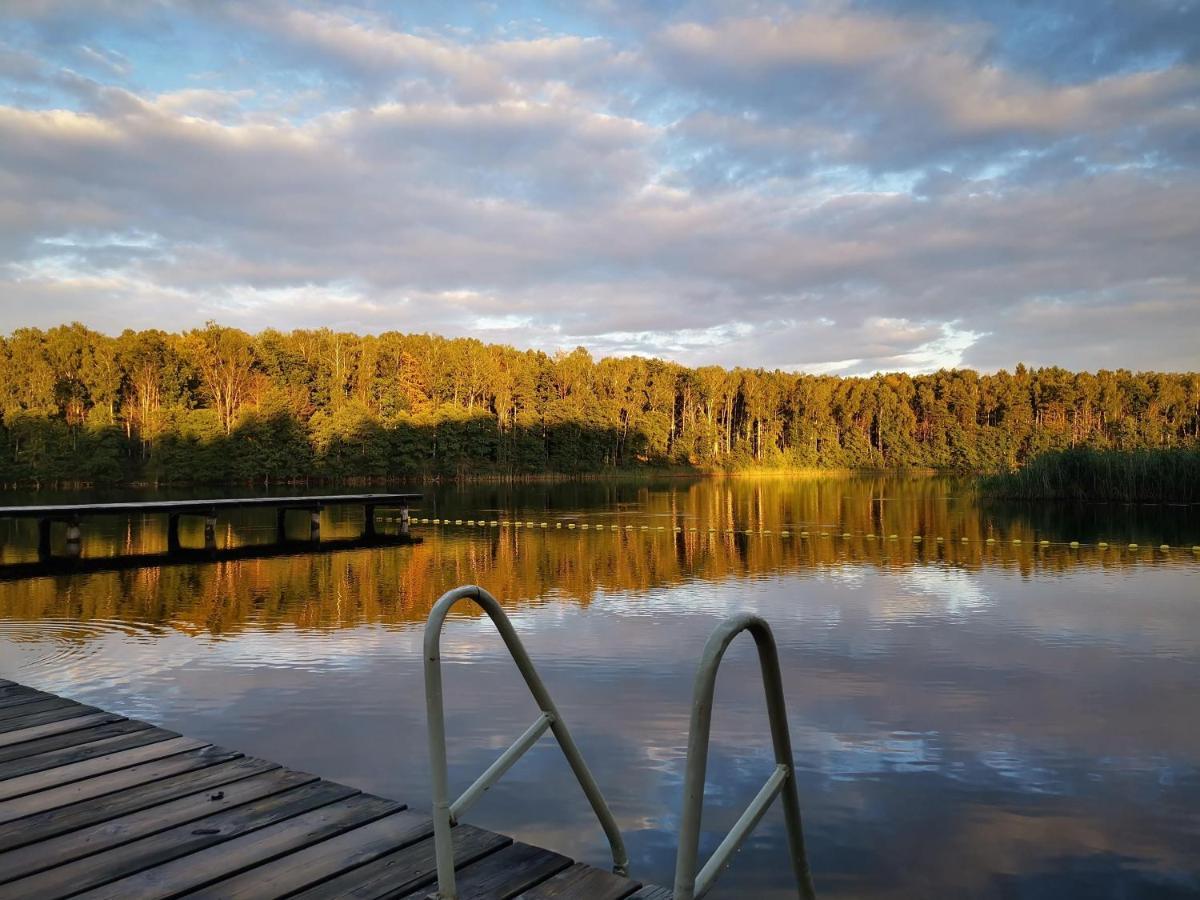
[981,448,1200,503]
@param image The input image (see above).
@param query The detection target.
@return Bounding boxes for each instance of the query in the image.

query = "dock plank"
[0,698,79,723]
[515,862,642,899]
[419,840,573,899]
[190,807,434,899]
[0,719,149,769]
[0,704,101,734]
[0,679,656,900]
[0,733,201,801]
[0,689,57,710]
[0,767,315,885]
[0,711,120,748]
[1,776,352,898]
[0,751,271,849]
[627,887,673,899]
[75,793,402,899]
[289,824,511,900]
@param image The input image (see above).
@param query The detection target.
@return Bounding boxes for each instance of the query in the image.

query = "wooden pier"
[0,678,666,899]
[0,494,420,562]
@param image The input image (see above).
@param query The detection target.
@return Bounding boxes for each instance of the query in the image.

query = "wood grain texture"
[74,793,402,900]
[0,733,202,802]
[192,808,434,900]
[514,862,642,900]
[627,886,673,899]
[0,699,78,723]
[416,840,573,899]
[0,680,661,900]
[0,775,348,898]
[0,719,152,769]
[0,753,276,855]
[291,823,511,900]
[0,744,246,833]
[0,768,314,888]
[0,712,120,748]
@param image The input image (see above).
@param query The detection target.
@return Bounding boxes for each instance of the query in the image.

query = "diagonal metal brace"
[673,614,818,899]
[424,584,629,899]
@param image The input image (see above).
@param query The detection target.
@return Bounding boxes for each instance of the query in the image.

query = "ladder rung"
[451,711,555,821]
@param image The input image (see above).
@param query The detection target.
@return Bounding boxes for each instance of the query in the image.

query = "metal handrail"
[424,585,630,899]
[673,614,817,899]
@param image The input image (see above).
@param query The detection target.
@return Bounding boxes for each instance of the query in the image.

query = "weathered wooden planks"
[0,680,666,900]
[515,862,643,899]
[193,808,437,899]
[0,747,255,838]
[0,732,199,800]
[288,823,511,900]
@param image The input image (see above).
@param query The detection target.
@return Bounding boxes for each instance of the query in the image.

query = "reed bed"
[981,448,1200,503]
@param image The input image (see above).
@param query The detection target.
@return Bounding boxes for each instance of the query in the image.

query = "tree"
[185,323,257,435]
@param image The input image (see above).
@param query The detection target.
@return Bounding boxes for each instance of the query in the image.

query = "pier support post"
[400,502,410,535]
[167,513,181,552]
[276,507,288,543]
[65,517,82,558]
[309,508,321,542]
[204,512,218,550]
[363,504,376,538]
[37,517,52,560]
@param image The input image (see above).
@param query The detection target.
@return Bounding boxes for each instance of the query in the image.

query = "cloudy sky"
[1,1,1198,373]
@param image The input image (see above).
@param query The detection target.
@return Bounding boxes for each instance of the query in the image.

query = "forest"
[1,322,1197,485]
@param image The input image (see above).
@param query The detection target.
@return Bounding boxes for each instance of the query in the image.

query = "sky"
[1,0,1198,375]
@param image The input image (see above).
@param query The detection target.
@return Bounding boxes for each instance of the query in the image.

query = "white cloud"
[0,1,1197,373]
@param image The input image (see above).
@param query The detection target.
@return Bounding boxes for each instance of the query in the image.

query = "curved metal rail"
[673,614,817,899]
[424,584,629,899]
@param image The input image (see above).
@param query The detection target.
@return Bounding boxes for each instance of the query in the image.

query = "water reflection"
[0,476,1197,898]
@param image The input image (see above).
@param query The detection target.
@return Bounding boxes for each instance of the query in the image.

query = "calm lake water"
[1,476,1198,898]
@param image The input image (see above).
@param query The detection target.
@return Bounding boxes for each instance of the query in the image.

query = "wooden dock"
[0,493,420,563]
[0,678,667,899]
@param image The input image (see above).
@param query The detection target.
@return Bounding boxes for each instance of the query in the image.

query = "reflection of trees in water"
[1,476,1194,633]
[1,529,1192,637]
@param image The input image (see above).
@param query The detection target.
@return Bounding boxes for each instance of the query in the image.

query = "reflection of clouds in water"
[201,626,423,672]
[976,747,1068,795]
[799,728,944,780]
[897,566,991,617]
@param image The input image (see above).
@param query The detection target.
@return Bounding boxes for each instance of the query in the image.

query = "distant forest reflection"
[2,476,1195,634]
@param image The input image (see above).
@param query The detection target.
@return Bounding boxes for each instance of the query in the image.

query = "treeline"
[1,322,1197,484]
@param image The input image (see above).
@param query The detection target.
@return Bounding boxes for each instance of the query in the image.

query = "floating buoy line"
[376,516,1200,556]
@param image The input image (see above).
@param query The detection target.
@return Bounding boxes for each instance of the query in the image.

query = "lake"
[1,475,1198,898]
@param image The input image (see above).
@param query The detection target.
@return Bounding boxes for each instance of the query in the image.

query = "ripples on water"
[0,476,1198,898]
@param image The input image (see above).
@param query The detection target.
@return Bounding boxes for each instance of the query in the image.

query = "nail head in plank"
[0,750,265,848]
[0,766,316,885]
[75,791,401,900]
[4,774,348,898]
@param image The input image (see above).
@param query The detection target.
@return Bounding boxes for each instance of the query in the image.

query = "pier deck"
[0,678,662,899]
[0,493,421,563]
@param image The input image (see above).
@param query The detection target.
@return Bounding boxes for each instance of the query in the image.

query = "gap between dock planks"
[0,679,661,899]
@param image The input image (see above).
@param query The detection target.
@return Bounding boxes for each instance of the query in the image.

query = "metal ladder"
[424,586,816,899]
[672,613,817,899]
[424,585,629,900]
